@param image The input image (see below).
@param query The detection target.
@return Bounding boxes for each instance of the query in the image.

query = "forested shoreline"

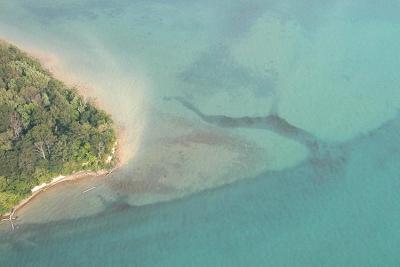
[0,41,116,214]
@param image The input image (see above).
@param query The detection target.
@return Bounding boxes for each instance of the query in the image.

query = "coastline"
[1,169,112,220]
[0,39,126,222]
[18,41,135,166]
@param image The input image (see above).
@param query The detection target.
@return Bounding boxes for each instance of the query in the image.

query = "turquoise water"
[1,1,400,266]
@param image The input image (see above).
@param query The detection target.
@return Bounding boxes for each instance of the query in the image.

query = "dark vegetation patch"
[0,41,116,214]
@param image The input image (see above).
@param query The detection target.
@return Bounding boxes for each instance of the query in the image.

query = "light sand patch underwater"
[231,14,400,141]
[13,106,308,224]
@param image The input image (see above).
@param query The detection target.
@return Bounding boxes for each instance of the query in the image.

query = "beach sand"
[1,170,110,220]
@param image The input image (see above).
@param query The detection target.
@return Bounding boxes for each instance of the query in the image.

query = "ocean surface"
[1,1,400,266]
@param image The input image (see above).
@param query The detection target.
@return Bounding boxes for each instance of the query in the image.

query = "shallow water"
[1,1,400,266]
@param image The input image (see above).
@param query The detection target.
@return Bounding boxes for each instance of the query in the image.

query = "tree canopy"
[0,41,116,214]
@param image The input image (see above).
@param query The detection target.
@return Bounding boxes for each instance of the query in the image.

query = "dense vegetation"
[0,41,116,214]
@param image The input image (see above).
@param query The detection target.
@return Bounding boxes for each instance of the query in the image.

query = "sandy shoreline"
[1,170,112,220]
[0,39,126,221]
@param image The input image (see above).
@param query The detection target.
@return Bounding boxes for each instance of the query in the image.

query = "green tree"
[0,41,116,215]
[0,176,7,191]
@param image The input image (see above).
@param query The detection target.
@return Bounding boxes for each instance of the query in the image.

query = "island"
[0,41,117,216]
